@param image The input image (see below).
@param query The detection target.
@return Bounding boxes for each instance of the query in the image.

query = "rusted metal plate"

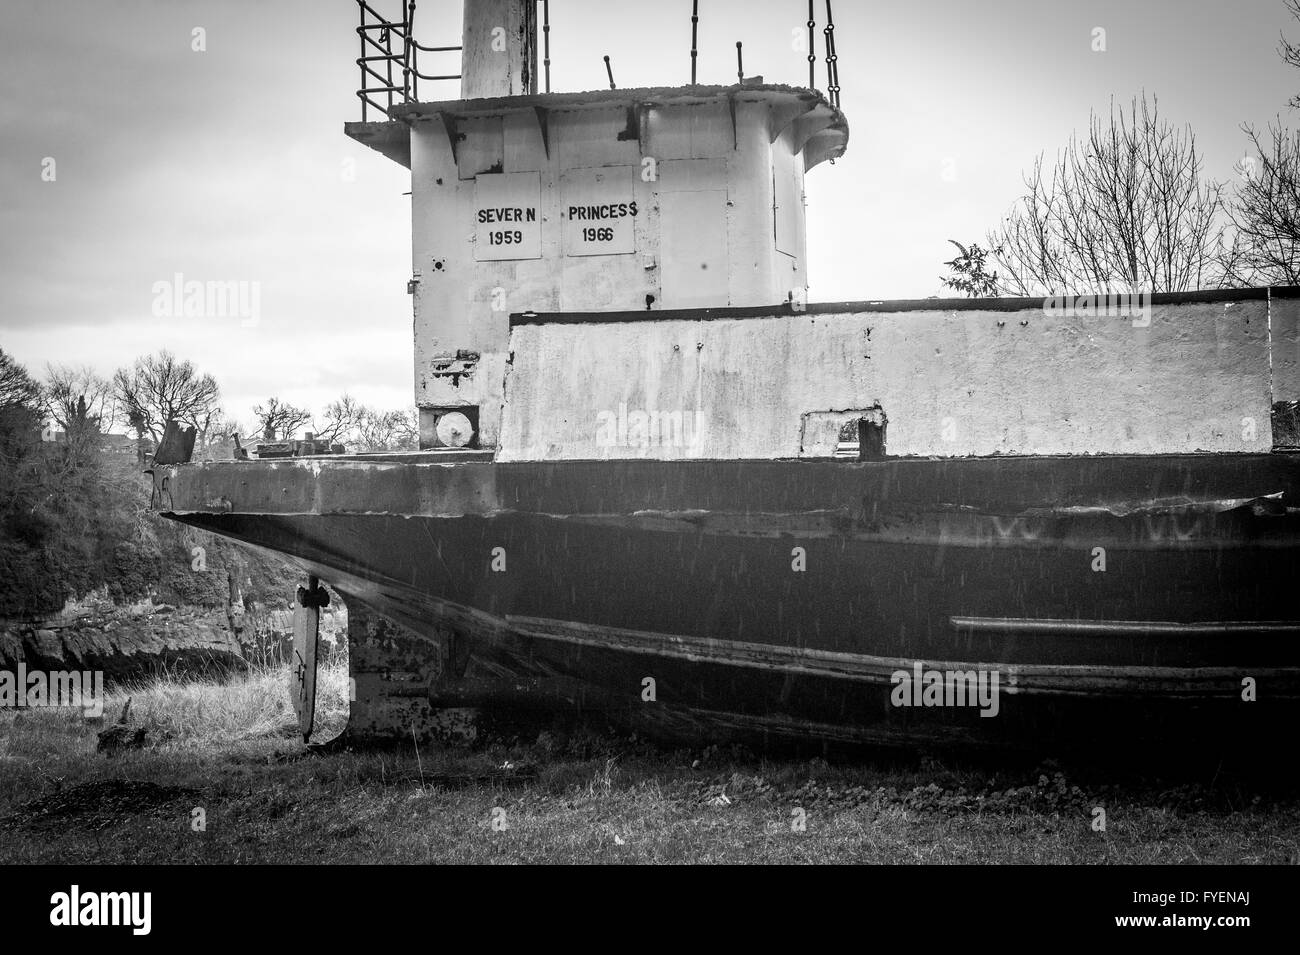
[291,578,326,741]
[152,420,196,466]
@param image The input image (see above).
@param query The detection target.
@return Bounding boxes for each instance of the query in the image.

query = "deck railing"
[356,0,461,120]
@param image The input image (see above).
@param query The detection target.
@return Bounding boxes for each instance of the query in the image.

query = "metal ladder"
[355,0,461,120]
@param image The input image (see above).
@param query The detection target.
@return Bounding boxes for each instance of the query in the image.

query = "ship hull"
[158,452,1300,749]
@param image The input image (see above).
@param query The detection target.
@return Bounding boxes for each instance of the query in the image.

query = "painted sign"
[561,166,638,256]
[475,172,542,261]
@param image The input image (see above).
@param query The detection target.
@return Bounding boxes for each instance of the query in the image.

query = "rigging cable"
[807,1,816,90]
[691,0,700,83]
[824,0,840,107]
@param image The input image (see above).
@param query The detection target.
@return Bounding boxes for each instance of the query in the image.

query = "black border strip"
[511,287,1292,326]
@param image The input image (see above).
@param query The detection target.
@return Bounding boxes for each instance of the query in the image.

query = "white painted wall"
[408,93,818,447]
[499,298,1276,460]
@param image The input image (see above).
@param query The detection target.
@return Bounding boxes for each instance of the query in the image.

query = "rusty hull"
[153,452,1300,748]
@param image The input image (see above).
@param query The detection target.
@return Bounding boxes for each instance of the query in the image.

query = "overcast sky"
[2,0,1298,428]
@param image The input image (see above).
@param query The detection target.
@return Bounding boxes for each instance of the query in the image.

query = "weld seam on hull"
[950,617,1300,638]
[505,614,1300,698]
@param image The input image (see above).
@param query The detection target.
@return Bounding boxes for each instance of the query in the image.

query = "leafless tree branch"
[987,95,1230,297]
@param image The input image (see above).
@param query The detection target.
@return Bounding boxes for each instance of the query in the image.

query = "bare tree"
[112,350,220,444]
[355,408,418,452]
[314,393,367,445]
[193,407,238,454]
[0,350,45,506]
[1223,124,1300,285]
[1222,2,1300,285]
[1283,0,1300,108]
[253,397,312,441]
[1,348,43,411]
[988,95,1229,296]
[45,364,115,464]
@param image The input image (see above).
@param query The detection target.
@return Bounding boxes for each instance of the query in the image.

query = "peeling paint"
[429,350,480,387]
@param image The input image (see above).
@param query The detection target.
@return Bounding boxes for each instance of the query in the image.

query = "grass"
[95,658,352,748]
[1,664,1299,864]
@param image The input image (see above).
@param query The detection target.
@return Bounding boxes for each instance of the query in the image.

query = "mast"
[460,0,537,98]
